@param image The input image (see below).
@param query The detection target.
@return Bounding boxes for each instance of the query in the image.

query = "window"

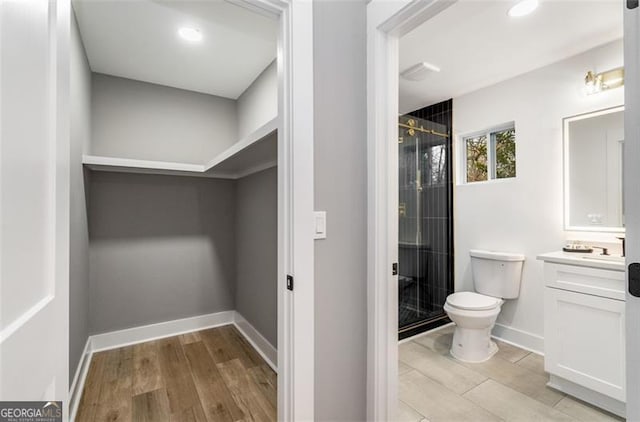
[465,134,488,182]
[424,144,447,186]
[463,124,516,183]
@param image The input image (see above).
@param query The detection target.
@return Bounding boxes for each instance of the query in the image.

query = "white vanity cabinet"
[538,252,626,417]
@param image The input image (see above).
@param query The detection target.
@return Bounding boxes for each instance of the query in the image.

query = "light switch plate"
[314,211,327,239]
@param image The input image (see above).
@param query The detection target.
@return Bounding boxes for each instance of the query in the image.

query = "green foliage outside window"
[494,129,516,179]
[466,135,487,182]
[465,126,516,183]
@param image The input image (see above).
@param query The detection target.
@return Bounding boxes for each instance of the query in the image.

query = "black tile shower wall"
[399,99,454,338]
[409,98,453,128]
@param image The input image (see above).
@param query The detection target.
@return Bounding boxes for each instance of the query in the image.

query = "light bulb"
[178,27,203,43]
[508,0,539,17]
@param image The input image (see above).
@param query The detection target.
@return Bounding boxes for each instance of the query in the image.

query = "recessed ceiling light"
[508,0,539,17]
[178,27,203,43]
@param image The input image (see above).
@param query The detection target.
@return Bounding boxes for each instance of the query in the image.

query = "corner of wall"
[236,60,278,140]
[70,4,93,386]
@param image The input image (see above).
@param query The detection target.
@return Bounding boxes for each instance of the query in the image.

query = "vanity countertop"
[537,251,625,272]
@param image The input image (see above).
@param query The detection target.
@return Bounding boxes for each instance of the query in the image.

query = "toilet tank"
[470,249,525,299]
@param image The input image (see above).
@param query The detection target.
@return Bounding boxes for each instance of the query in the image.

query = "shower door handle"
[392,263,398,276]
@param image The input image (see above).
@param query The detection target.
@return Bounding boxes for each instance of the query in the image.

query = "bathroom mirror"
[564,106,624,232]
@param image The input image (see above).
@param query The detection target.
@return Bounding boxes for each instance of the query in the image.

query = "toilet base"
[449,325,499,363]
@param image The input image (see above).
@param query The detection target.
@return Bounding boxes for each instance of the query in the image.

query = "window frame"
[460,122,516,184]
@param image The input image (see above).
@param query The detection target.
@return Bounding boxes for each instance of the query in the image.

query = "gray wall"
[91,74,237,164]
[88,172,236,334]
[235,167,278,347]
[69,9,91,382]
[237,60,277,140]
[313,1,368,420]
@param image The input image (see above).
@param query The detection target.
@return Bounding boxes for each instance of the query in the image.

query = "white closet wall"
[235,167,278,347]
[233,59,278,349]
[237,60,277,139]
[90,74,238,164]
[88,173,237,334]
[69,10,91,383]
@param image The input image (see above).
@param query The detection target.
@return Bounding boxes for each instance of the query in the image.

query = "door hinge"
[628,0,638,9]
[629,263,640,297]
[392,262,398,276]
[287,274,294,291]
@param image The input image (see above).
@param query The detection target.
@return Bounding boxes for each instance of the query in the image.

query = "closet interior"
[69,0,279,419]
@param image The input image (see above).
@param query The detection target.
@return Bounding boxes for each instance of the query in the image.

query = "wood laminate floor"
[398,324,625,422]
[76,325,276,422]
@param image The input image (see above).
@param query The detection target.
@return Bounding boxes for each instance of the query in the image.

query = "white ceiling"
[399,0,623,113]
[73,0,277,99]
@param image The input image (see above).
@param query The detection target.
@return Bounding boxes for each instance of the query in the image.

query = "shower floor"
[399,276,445,329]
[399,303,445,328]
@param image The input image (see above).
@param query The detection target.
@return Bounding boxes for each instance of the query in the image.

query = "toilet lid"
[446,292,501,311]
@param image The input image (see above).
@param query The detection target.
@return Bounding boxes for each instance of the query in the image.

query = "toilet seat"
[446,292,501,311]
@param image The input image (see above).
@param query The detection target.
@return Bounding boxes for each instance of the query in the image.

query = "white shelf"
[83,117,278,180]
[82,155,206,177]
[205,118,277,178]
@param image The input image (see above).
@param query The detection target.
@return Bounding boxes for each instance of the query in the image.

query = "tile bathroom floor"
[398,324,624,422]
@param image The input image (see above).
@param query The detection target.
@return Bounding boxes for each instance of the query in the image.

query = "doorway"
[0,0,315,420]
[367,0,640,420]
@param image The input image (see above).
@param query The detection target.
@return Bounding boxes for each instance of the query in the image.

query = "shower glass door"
[398,106,453,338]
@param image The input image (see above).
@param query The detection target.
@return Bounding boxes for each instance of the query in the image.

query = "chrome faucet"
[592,246,609,256]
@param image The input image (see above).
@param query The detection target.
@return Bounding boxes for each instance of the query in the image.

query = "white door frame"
[366,1,455,419]
[229,1,316,420]
[624,2,640,421]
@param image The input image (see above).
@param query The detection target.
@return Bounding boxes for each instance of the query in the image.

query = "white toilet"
[444,249,525,363]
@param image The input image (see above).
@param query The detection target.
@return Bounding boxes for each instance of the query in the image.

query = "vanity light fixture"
[507,0,539,17]
[400,62,441,81]
[584,71,602,95]
[178,27,203,43]
[584,67,624,95]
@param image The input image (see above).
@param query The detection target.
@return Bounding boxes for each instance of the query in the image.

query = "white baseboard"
[90,310,235,352]
[233,312,278,372]
[68,310,277,421]
[69,337,93,422]
[397,322,543,356]
[492,323,544,355]
[548,374,625,418]
[398,322,454,345]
